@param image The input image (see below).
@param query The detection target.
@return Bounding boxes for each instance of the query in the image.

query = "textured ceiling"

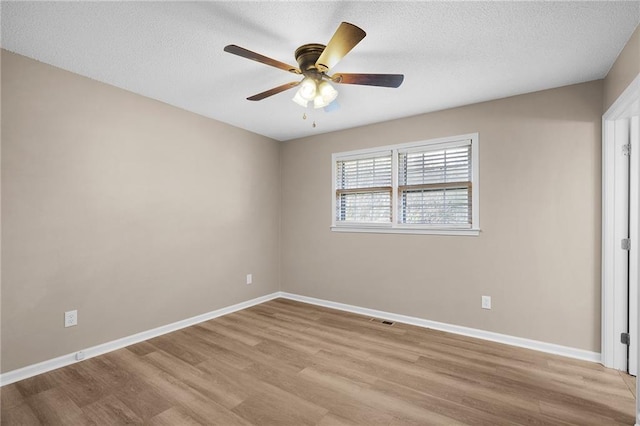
[2,2,639,141]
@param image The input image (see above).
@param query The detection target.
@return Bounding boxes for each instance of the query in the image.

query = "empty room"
[2,1,640,425]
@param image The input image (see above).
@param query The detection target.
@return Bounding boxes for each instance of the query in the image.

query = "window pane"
[336,152,392,224]
[400,188,470,225]
[399,146,470,186]
[337,191,391,223]
[398,142,472,226]
[337,154,392,189]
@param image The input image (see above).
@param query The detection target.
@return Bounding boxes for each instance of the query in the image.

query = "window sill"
[330,226,481,236]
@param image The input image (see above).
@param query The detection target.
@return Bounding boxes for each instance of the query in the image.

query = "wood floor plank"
[1,383,25,411]
[197,355,330,425]
[191,325,306,375]
[304,350,528,425]
[81,394,143,424]
[176,393,254,426]
[125,341,157,357]
[1,298,635,425]
[103,349,206,407]
[144,349,249,409]
[317,413,365,426]
[146,333,210,366]
[231,390,328,426]
[215,314,323,356]
[112,376,174,421]
[539,400,630,426]
[300,367,473,426]
[147,406,203,425]
[49,364,111,408]
[26,387,93,425]
[369,378,508,426]
[13,372,57,398]
[1,402,41,425]
[621,371,637,397]
[243,361,395,426]
[74,355,135,392]
[198,318,264,346]
[179,326,255,370]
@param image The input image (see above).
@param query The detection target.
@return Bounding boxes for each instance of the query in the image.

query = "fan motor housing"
[295,43,326,75]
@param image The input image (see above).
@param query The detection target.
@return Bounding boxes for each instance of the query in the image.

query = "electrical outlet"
[481,296,492,310]
[246,274,252,285]
[64,310,78,327]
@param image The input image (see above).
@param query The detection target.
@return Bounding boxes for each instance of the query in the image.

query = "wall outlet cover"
[64,310,78,327]
[481,296,492,310]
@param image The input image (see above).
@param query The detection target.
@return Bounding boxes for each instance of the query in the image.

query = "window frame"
[331,133,480,236]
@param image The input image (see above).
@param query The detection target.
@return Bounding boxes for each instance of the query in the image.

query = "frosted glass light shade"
[313,94,329,109]
[292,90,309,107]
[318,81,338,103]
[313,81,338,109]
[298,78,317,101]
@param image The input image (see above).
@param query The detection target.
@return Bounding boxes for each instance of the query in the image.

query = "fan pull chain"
[301,112,317,129]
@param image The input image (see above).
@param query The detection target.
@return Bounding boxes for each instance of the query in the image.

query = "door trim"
[629,115,639,376]
[602,73,640,371]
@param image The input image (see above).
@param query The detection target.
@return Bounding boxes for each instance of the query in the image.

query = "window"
[332,133,479,235]
[335,152,392,223]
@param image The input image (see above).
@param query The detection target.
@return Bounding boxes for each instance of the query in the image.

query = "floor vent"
[370,318,395,326]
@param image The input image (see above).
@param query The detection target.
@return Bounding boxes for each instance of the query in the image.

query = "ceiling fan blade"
[247,81,300,101]
[331,73,404,88]
[224,45,301,74]
[315,22,366,73]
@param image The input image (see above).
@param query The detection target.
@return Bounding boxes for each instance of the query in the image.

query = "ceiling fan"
[223,22,404,109]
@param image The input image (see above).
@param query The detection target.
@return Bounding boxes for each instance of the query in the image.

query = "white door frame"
[630,114,639,377]
[601,74,640,372]
[601,73,640,424]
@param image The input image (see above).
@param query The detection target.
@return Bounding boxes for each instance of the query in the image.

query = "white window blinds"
[398,142,472,226]
[335,152,392,223]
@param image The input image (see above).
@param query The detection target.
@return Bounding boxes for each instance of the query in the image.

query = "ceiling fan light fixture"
[292,90,309,107]
[312,81,338,109]
[298,77,317,101]
[318,81,338,103]
[313,94,330,109]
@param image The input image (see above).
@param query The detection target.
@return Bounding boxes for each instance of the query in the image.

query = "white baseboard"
[0,292,281,386]
[279,292,602,364]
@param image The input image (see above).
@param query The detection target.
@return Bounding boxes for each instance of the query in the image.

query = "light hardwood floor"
[1,298,636,425]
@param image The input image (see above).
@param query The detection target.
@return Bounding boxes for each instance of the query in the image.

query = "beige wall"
[281,81,603,352]
[604,24,640,111]
[1,51,281,372]
[0,46,609,373]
